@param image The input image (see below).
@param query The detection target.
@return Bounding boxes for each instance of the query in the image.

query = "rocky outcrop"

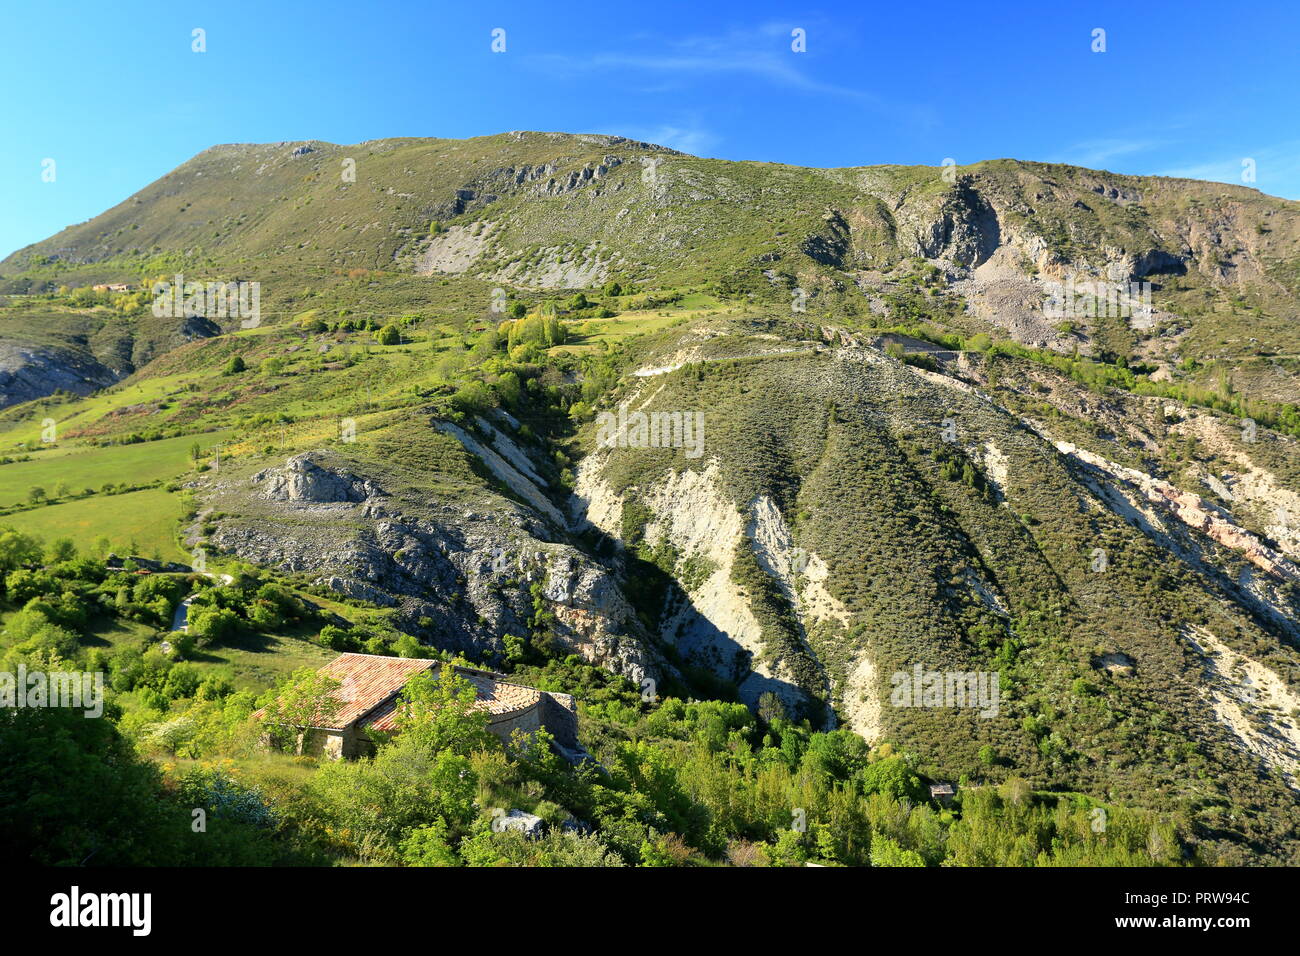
[1055,441,1300,586]
[1182,625,1300,790]
[203,445,662,682]
[572,457,837,721]
[531,157,621,197]
[252,452,386,503]
[913,179,1001,268]
[0,341,118,409]
[415,222,495,275]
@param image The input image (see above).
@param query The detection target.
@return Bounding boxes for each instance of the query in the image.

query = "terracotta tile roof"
[318,654,438,729]
[363,668,541,731]
[255,653,541,732]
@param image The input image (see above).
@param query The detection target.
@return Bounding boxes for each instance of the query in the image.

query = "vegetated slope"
[0,132,1298,862]
[571,314,1300,862]
[197,415,664,685]
[3,132,1299,405]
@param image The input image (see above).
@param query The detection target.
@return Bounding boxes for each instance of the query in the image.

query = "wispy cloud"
[600,122,719,156]
[1044,134,1300,199]
[1160,157,1251,184]
[526,25,936,129]
[1052,138,1165,169]
[1160,141,1300,198]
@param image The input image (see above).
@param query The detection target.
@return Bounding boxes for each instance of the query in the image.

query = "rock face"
[202,445,663,683]
[497,810,544,837]
[0,342,117,409]
[574,459,835,721]
[1056,440,1300,598]
[563,311,1300,828]
[253,453,385,503]
[913,179,1002,268]
[0,312,219,409]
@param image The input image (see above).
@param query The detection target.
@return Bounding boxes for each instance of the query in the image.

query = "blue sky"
[3,0,1297,260]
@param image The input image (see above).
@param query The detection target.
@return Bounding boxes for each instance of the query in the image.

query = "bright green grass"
[181,628,336,689]
[674,291,723,310]
[555,311,693,353]
[0,430,232,507]
[69,610,333,692]
[0,372,196,447]
[3,487,189,559]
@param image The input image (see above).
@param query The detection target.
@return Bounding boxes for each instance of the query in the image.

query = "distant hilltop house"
[254,652,581,761]
[92,282,130,293]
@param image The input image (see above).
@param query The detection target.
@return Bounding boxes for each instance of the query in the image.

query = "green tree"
[400,819,460,866]
[377,324,402,346]
[858,756,926,802]
[0,527,43,578]
[392,632,429,659]
[542,315,565,346]
[188,605,240,646]
[451,380,495,415]
[757,691,787,725]
[870,835,926,867]
[261,667,344,755]
[471,328,500,358]
[46,538,77,563]
[394,666,495,757]
[223,355,246,375]
[494,371,522,407]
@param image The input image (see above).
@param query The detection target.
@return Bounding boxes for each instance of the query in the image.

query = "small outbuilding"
[929,782,956,805]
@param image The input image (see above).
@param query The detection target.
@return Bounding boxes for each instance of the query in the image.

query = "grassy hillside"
[3,132,1299,410]
[1,132,1298,866]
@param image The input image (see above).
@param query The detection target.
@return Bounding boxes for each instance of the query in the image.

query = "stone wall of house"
[273,679,582,761]
[303,728,350,759]
[487,701,542,742]
[540,691,579,747]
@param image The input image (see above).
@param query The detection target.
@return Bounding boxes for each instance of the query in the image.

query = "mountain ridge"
[1,132,1299,861]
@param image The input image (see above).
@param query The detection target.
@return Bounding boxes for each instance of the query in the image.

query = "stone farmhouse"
[255,652,580,760]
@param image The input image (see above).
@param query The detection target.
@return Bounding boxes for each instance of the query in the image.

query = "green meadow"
[3,487,190,559]
[0,429,232,507]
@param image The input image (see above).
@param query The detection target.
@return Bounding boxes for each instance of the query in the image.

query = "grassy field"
[181,627,336,690]
[0,372,194,448]
[11,605,335,693]
[553,310,697,354]
[3,487,189,559]
[0,430,232,507]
